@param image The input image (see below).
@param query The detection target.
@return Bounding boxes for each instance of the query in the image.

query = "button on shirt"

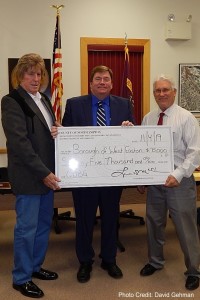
[142,103,200,182]
[29,92,53,130]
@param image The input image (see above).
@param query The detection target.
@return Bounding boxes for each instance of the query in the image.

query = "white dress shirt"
[142,103,200,182]
[29,92,53,130]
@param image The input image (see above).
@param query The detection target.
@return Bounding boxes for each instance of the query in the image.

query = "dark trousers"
[72,186,122,264]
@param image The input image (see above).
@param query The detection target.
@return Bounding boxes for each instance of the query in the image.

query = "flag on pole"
[120,43,134,111]
[51,13,63,123]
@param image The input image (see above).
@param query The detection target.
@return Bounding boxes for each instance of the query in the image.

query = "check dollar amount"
[55,126,174,188]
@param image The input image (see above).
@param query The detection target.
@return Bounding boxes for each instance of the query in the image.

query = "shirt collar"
[157,103,176,117]
[28,91,41,103]
[91,94,110,106]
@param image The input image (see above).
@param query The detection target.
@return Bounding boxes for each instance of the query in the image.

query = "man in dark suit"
[1,53,60,298]
[62,65,134,282]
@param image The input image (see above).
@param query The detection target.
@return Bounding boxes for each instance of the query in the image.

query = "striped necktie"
[157,112,165,125]
[97,101,106,126]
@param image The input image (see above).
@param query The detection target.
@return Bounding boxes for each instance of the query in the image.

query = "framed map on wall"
[179,63,200,113]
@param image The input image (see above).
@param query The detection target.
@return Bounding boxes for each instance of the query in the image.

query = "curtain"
[88,45,143,124]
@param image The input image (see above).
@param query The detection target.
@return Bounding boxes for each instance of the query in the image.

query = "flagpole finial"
[50,4,64,15]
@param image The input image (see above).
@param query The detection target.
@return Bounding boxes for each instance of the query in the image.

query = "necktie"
[97,101,106,126]
[157,112,165,125]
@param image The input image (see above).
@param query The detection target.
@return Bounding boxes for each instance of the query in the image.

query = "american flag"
[120,44,134,111]
[51,14,63,123]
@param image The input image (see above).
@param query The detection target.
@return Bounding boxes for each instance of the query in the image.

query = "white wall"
[1,0,200,166]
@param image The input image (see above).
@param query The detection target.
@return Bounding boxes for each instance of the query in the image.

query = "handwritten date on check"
[55,126,174,188]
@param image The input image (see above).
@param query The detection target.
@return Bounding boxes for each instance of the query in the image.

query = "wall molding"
[0,149,7,154]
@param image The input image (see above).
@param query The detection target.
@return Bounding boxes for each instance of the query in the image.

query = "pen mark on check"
[111,167,132,178]
[111,166,168,177]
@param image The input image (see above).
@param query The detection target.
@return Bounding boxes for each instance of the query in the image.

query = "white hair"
[153,74,176,91]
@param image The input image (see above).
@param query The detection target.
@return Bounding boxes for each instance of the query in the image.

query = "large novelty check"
[55,126,174,188]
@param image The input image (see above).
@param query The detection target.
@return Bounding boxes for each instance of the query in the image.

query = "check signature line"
[111,167,169,177]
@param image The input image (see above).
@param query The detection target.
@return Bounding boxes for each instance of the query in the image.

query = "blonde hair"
[11,53,47,88]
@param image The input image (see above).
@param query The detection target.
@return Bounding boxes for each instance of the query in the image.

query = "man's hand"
[164,175,179,187]
[43,173,61,190]
[51,120,62,139]
[137,185,146,194]
[51,126,58,139]
[121,120,134,126]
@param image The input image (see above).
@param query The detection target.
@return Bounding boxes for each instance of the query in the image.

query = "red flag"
[51,14,63,123]
[120,44,134,110]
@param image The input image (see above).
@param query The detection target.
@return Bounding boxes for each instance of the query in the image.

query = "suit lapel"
[41,95,56,124]
[110,96,118,125]
[82,96,93,126]
[17,87,54,129]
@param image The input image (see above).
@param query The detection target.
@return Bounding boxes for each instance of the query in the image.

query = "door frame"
[80,37,150,118]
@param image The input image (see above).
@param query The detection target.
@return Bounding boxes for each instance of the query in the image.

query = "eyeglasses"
[154,88,172,95]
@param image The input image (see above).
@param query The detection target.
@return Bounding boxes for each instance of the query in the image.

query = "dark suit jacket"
[62,94,134,126]
[1,86,56,194]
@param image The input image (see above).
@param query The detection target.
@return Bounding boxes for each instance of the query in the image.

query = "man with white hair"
[138,74,200,290]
